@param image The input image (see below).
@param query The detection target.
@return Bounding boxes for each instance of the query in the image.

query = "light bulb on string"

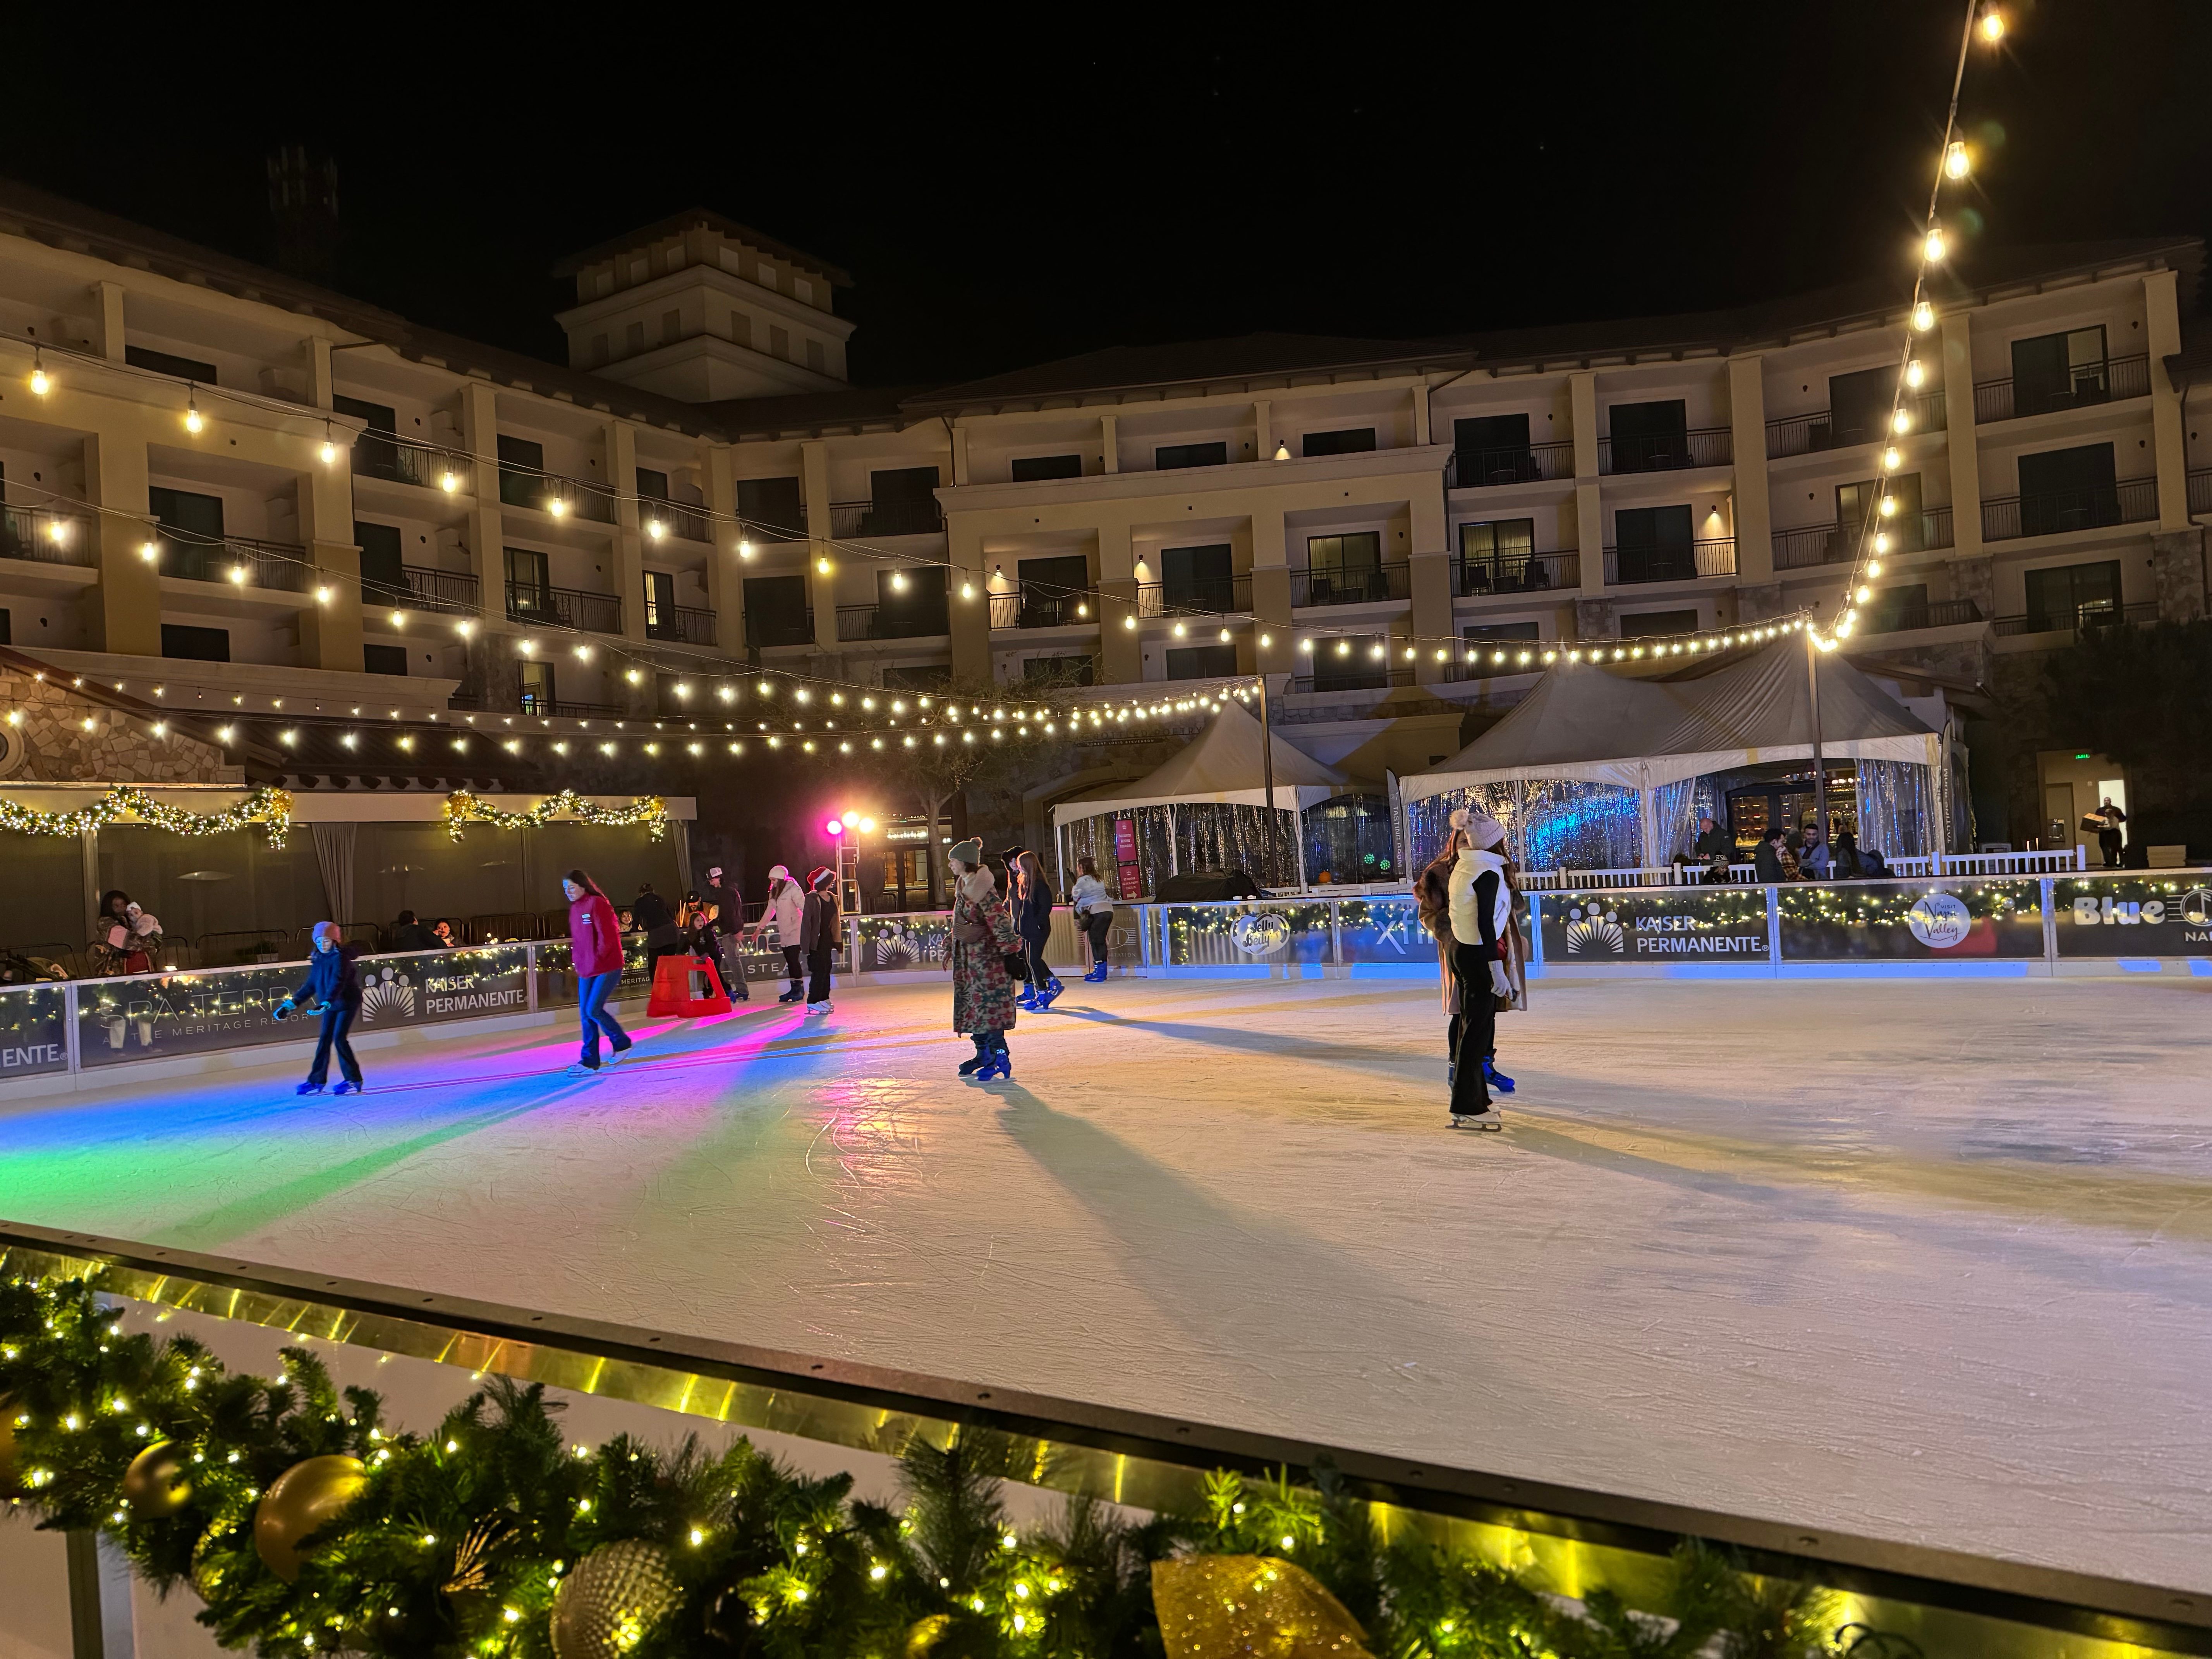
[1944,141,1971,180]
[1879,494,1898,518]
[1905,359,1926,389]
[1891,407,1912,434]
[1881,446,1902,472]
[1912,301,1936,332]
[1866,558,1883,577]
[1922,226,1947,263]
[816,556,831,575]
[320,422,339,464]
[1979,6,2004,42]
[28,348,48,396]
[547,495,567,517]
[184,389,204,434]
[441,467,460,493]
[1856,585,1873,603]
[646,518,666,541]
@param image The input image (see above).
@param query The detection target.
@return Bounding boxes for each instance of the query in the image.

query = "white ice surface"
[2,975,2209,1592]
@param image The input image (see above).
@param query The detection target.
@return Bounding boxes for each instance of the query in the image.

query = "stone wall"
[0,667,241,785]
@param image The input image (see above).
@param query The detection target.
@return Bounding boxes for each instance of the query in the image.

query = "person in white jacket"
[1068,856,1115,983]
[1445,809,1514,1129]
[749,864,809,1004]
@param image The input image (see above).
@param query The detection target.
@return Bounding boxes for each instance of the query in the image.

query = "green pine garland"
[0,1271,1918,1659]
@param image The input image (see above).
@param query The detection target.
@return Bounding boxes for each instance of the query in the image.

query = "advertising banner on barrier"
[1161,902,1331,967]
[854,914,953,971]
[1334,898,1429,966]
[1538,889,1772,963]
[76,947,536,1068]
[1776,879,2044,961]
[2052,876,2212,957]
[0,985,68,1079]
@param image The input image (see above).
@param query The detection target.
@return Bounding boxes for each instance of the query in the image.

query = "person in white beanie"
[1445,808,1514,1129]
[749,864,808,1003]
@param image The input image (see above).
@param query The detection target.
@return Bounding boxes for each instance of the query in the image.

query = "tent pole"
[1257,672,1281,884]
[1806,627,1829,849]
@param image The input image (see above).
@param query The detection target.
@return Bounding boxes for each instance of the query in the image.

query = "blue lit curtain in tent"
[1405,780,1643,874]
[1854,760,1936,859]
[1651,777,1702,866]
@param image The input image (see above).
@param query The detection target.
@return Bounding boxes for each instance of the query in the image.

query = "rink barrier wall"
[4,871,2205,1090]
[2,1218,2207,1659]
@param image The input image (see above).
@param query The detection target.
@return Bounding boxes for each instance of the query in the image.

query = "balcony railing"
[642,502,712,543]
[0,504,99,568]
[353,438,471,492]
[1993,600,2160,639]
[500,470,618,524]
[1290,563,1411,608]
[365,563,479,615]
[1453,551,1577,596]
[1602,537,1736,585]
[162,535,311,593]
[990,590,1095,629]
[2188,468,2212,516]
[1982,477,2157,542]
[1597,427,1731,474]
[1861,598,1985,636]
[1136,576,1252,618]
[830,497,945,538]
[837,601,950,642]
[644,603,716,645]
[1973,355,2149,425]
[745,610,815,649]
[1772,506,1954,570]
[1765,390,1947,459]
[1289,665,1413,694]
[505,580,622,634]
[1445,441,1575,488]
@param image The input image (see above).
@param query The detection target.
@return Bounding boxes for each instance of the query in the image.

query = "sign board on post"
[1774,880,2044,961]
[1113,817,1142,901]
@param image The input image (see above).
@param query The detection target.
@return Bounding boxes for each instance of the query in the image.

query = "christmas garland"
[0,785,293,850]
[444,789,669,845]
[0,1271,1920,1659]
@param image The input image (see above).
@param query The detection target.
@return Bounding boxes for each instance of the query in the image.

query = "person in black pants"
[1445,810,1513,1128]
[799,865,841,1013]
[633,883,683,983]
[700,864,749,1001]
[2093,799,2128,869]
[278,922,366,1096]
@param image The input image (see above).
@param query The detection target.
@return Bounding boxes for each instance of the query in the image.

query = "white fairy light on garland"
[441,788,668,843]
[0,785,293,848]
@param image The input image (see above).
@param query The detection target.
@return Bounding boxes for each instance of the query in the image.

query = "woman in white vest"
[1446,809,1515,1129]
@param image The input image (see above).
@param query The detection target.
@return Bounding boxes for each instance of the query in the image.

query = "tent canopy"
[1404,635,1939,800]
[1051,698,1345,825]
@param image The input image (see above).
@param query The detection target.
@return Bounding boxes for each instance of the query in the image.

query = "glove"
[274,998,296,1022]
[1488,960,1513,999]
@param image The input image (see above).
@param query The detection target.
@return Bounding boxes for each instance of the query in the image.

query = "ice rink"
[3,972,2210,1593]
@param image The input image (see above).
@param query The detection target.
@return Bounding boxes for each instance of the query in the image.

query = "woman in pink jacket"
[563,869,634,1075]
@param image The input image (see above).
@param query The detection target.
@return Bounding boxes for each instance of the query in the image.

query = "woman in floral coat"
[948,837,1021,1081]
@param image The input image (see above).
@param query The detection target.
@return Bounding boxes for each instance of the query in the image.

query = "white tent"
[1050,699,1345,888]
[1401,637,1942,867]
[1051,698,1345,821]
[1405,637,1938,799]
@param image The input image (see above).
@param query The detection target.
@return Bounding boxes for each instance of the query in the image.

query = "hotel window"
[1154,440,1228,471]
[1011,454,1082,482]
[1303,427,1376,457]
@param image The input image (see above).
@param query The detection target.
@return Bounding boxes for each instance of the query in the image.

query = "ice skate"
[564,1061,601,1078]
[805,1000,832,1015]
[1450,1109,1503,1132]
[778,986,804,1004]
[333,1079,362,1096]
[295,1081,324,1095]
[1484,1059,1516,1094]
[1035,977,1065,1009]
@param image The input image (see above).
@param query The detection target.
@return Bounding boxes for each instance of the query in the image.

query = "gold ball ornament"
[550,1540,683,1659]
[122,1440,193,1518]
[253,1454,366,1582]
[1151,1556,1373,1659]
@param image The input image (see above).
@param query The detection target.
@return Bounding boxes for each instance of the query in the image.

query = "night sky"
[5,3,2208,389]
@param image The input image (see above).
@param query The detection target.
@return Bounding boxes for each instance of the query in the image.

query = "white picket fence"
[1516,845,2086,891]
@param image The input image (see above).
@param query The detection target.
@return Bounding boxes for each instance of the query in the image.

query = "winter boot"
[1483,1059,1516,1094]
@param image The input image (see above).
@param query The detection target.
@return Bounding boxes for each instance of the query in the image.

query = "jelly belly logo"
[1906,892,1973,949]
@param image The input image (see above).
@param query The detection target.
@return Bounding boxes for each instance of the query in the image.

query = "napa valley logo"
[1564,905,1626,957]
[1905,892,1973,949]
[357,966,417,1024]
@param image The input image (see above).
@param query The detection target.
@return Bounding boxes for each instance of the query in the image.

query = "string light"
[184,389,203,434]
[28,347,48,395]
